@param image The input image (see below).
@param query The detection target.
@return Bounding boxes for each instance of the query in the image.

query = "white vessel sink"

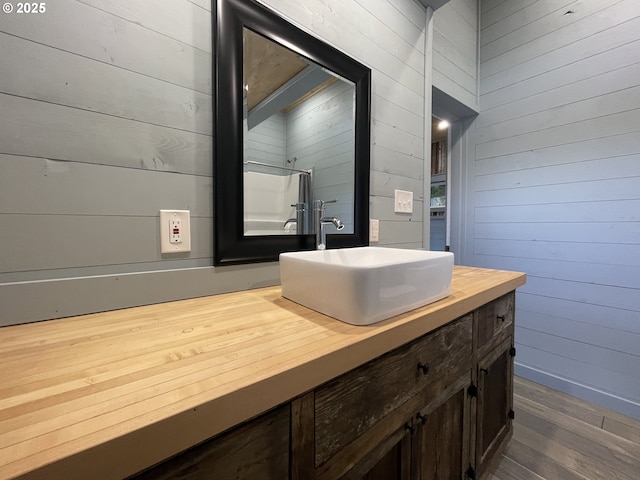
[279,247,454,325]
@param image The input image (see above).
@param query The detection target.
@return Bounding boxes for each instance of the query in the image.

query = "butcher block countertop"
[0,266,525,480]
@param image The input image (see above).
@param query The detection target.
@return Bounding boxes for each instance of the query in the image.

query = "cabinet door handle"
[416,412,427,424]
[405,422,415,435]
[417,362,430,375]
[496,314,506,322]
[480,367,490,376]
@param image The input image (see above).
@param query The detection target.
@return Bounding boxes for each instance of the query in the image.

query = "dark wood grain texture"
[131,405,290,480]
[314,314,473,466]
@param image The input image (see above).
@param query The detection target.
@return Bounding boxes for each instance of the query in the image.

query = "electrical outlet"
[370,219,379,243]
[394,189,413,213]
[160,210,191,253]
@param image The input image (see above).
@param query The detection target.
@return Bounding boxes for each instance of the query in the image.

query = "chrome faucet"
[314,199,344,250]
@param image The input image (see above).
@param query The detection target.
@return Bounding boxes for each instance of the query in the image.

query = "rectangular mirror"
[214,0,370,265]
[243,28,356,237]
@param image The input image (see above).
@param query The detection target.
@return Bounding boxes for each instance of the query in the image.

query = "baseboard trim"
[515,362,640,421]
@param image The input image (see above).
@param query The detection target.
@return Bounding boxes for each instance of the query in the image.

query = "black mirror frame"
[214,0,371,266]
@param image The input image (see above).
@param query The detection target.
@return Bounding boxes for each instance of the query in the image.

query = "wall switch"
[370,219,380,243]
[394,190,413,213]
[160,210,191,253]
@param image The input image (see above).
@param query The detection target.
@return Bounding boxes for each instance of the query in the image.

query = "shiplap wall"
[287,80,355,232]
[262,0,429,248]
[473,0,640,418]
[0,0,431,325]
[432,0,479,112]
[244,113,286,171]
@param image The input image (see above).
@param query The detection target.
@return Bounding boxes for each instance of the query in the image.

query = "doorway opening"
[430,115,449,251]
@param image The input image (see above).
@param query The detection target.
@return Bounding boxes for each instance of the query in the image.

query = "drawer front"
[477,292,514,353]
[314,314,473,467]
[131,405,290,480]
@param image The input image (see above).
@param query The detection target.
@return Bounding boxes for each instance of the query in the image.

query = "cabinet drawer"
[131,405,290,480]
[476,292,514,353]
[313,314,473,467]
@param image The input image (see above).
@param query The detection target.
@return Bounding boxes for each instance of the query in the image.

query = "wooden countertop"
[0,266,525,480]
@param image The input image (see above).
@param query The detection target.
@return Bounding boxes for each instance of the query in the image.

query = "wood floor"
[487,377,640,480]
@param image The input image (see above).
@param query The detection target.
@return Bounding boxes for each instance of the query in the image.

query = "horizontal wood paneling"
[475,131,640,175]
[0,33,212,134]
[0,155,212,217]
[517,309,640,357]
[516,345,640,403]
[481,14,640,95]
[480,0,640,80]
[481,0,573,47]
[476,154,640,189]
[516,325,640,380]
[432,0,479,111]
[475,221,640,246]
[475,109,640,159]
[516,292,640,335]
[0,94,212,176]
[482,39,640,110]
[77,0,212,53]
[474,0,640,417]
[475,200,640,223]
[480,0,617,62]
[474,238,640,268]
[0,0,438,322]
[477,85,640,145]
[0,0,211,92]
[478,62,640,129]
[474,255,640,290]
[476,176,640,206]
[0,215,212,272]
[260,0,428,250]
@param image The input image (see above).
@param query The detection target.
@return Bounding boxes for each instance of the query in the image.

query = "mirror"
[215,0,371,265]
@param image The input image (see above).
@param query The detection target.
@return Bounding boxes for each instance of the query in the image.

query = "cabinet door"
[413,374,471,480]
[130,405,290,480]
[342,423,413,480]
[476,336,514,475]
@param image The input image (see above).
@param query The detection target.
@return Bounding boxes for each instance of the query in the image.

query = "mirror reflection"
[242,28,355,236]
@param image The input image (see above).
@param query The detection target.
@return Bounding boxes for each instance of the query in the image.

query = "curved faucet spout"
[322,216,344,231]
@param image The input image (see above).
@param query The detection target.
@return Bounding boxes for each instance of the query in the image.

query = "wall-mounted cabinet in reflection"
[242,30,355,237]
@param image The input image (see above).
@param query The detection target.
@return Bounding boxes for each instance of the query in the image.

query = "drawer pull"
[497,314,506,322]
[417,362,430,375]
[416,412,428,424]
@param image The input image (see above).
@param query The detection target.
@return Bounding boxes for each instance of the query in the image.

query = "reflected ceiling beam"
[247,64,332,130]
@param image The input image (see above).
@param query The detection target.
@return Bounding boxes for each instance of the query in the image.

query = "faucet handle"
[315,199,337,209]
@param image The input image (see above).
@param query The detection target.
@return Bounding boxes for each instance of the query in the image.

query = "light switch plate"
[394,189,413,213]
[160,210,191,253]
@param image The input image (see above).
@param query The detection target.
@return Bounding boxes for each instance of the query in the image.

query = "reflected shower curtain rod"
[243,160,310,175]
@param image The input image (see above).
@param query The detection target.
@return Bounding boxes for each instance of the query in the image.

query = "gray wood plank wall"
[287,81,355,232]
[432,0,479,112]
[471,0,640,419]
[0,0,438,325]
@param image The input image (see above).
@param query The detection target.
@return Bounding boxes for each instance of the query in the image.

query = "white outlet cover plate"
[370,219,379,243]
[394,189,413,213]
[160,210,191,253]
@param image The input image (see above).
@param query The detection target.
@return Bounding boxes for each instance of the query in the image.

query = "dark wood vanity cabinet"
[474,292,516,479]
[291,314,474,480]
[131,293,516,480]
[130,405,291,480]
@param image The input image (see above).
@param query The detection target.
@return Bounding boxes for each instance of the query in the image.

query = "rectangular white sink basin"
[279,247,454,325]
